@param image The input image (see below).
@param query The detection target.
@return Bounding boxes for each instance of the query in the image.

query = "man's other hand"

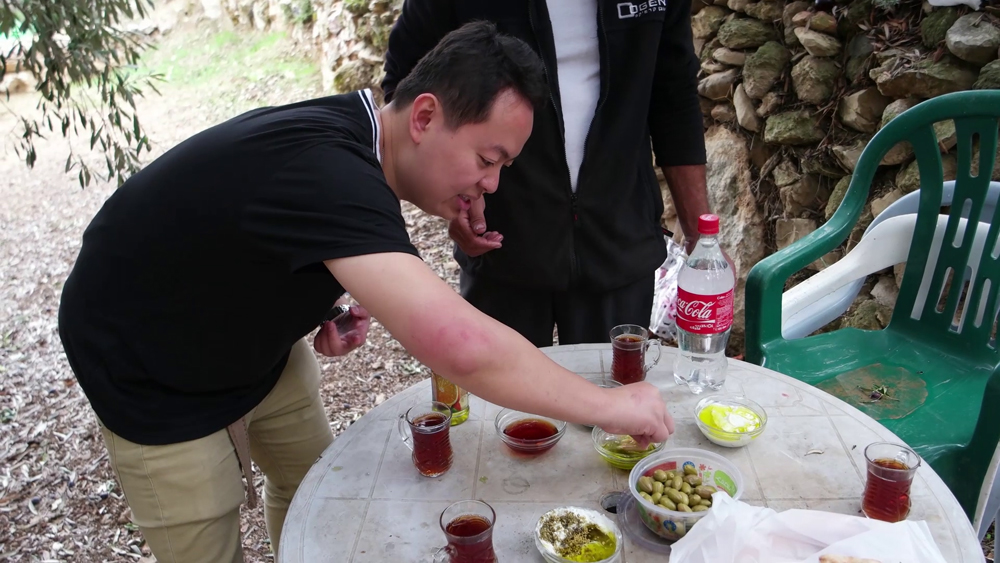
[448,196,502,257]
[314,305,371,357]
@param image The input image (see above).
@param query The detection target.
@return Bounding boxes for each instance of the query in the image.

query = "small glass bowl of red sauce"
[495,409,567,455]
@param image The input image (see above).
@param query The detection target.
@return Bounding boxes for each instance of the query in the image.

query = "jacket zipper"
[579,0,610,200]
[528,0,580,279]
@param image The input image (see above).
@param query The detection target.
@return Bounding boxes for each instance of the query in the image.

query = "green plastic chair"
[744,89,1000,526]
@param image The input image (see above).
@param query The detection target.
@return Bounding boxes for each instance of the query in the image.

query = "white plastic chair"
[781,181,1000,339]
[974,442,1000,540]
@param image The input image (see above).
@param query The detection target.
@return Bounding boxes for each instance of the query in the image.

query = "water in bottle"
[673,214,735,394]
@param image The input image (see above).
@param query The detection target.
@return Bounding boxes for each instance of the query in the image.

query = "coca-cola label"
[676,288,734,334]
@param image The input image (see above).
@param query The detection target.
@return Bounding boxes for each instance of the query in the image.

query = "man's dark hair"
[390,21,548,128]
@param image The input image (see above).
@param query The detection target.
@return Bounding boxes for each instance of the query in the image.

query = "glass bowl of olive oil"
[592,426,665,470]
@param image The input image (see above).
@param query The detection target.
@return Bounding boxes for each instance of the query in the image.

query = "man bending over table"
[57,22,675,563]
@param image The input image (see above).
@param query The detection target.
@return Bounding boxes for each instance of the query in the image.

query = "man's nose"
[479,171,500,194]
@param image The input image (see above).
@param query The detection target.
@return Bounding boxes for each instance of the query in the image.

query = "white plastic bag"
[670,493,948,563]
[927,0,981,9]
[649,235,687,341]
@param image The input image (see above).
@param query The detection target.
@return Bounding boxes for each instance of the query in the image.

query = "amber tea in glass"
[437,500,497,563]
[610,324,661,384]
[861,442,920,523]
[397,401,453,477]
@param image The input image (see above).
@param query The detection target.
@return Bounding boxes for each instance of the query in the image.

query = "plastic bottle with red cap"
[673,214,735,394]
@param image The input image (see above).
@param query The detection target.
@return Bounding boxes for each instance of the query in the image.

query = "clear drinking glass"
[609,324,661,385]
[433,500,497,563]
[397,401,453,477]
[861,442,921,522]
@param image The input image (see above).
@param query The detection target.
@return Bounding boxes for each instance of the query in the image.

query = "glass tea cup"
[397,401,453,477]
[433,500,498,563]
[861,442,921,522]
[609,324,661,385]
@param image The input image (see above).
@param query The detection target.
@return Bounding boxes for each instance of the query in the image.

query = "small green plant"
[873,0,901,10]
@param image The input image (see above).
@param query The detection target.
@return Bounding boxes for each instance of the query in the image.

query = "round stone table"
[279,344,983,562]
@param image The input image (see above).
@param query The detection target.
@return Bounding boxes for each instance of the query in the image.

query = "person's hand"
[314,305,371,357]
[597,382,675,447]
[448,196,502,257]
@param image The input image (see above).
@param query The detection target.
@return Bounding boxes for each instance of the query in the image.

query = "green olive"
[640,492,653,502]
[689,494,702,504]
[658,497,677,511]
[665,470,677,481]
[680,482,692,495]
[678,492,690,506]
[638,476,655,494]
[653,469,669,483]
[673,521,687,537]
[652,481,664,495]
[684,474,703,486]
[700,499,712,507]
[684,465,698,476]
[691,504,709,512]
[650,492,662,503]
[694,486,716,498]
[672,476,683,491]
[676,503,692,512]
[665,489,684,504]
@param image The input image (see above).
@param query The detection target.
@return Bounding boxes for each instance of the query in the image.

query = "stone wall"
[681,0,1000,343]
[216,0,1000,350]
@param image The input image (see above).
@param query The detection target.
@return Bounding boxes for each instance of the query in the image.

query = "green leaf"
[5,0,155,186]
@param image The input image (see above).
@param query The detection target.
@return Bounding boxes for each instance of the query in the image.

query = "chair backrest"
[848,91,1000,363]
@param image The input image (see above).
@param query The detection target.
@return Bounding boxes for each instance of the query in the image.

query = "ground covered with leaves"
[0,14,458,562]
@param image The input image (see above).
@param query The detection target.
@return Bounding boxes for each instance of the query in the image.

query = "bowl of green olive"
[627,448,743,541]
[591,426,664,470]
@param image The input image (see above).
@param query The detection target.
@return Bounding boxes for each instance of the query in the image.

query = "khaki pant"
[98,339,334,563]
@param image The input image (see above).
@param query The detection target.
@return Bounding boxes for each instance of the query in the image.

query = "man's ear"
[408,93,441,144]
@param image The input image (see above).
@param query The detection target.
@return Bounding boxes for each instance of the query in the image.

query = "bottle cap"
[698,214,720,235]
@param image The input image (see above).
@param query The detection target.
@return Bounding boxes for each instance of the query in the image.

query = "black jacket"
[382,0,705,292]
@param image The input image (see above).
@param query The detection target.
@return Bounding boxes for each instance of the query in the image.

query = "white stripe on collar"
[358,89,382,164]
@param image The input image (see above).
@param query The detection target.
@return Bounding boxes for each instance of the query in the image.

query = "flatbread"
[819,556,882,563]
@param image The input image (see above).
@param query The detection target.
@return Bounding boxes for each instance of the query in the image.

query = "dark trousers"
[460,271,655,348]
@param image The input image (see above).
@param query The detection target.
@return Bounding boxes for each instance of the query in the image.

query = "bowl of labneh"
[534,506,623,563]
[694,395,767,448]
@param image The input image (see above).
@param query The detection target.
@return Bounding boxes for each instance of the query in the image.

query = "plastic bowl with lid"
[627,448,743,541]
[694,395,767,448]
[495,409,567,454]
[534,506,623,563]
[592,426,665,470]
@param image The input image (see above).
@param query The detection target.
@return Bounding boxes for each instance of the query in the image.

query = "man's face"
[403,90,534,220]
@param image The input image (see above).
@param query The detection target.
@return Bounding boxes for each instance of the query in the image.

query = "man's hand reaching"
[448,196,503,257]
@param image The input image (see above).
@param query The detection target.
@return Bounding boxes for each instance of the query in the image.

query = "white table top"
[279,344,982,562]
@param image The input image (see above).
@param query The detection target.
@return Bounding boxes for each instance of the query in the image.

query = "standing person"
[58,22,674,563]
[383,0,723,347]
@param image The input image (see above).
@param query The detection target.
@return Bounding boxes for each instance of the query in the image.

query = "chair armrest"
[744,181,868,363]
